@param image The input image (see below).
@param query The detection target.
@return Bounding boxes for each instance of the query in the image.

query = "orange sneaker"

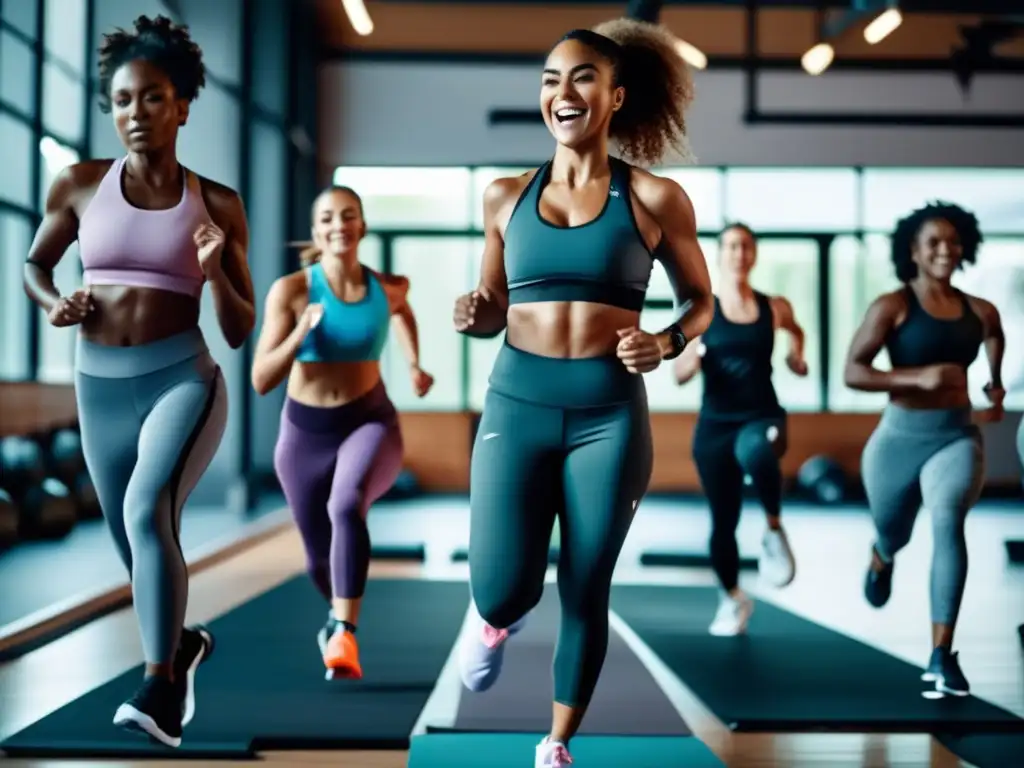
[323,628,362,680]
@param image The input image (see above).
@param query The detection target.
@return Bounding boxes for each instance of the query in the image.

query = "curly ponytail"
[561,19,696,167]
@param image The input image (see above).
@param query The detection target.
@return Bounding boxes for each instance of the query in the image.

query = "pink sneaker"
[457,604,527,692]
[535,736,573,767]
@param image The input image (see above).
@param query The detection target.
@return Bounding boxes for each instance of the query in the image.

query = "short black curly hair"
[890,201,983,283]
[97,15,206,114]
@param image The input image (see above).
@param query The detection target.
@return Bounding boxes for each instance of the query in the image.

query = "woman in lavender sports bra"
[22,15,255,748]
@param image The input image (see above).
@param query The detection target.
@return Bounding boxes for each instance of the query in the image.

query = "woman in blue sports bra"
[251,185,433,682]
[451,19,714,768]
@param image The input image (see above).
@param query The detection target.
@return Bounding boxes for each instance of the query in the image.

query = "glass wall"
[1,0,91,382]
[334,164,1024,413]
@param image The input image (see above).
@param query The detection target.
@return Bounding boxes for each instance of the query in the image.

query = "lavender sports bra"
[78,157,211,298]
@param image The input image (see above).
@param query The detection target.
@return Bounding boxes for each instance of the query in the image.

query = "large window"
[749,239,822,411]
[335,164,1024,414]
[862,169,1024,235]
[0,112,35,209]
[955,238,1024,410]
[724,168,859,232]
[1,2,38,39]
[384,236,473,410]
[1,30,37,115]
[34,138,81,383]
[827,235,900,412]
[43,0,87,75]
[333,167,475,229]
[0,212,33,379]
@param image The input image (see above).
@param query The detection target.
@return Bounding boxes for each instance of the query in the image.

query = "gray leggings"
[75,329,228,664]
[861,404,984,627]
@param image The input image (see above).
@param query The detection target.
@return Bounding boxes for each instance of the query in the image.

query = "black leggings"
[692,415,787,591]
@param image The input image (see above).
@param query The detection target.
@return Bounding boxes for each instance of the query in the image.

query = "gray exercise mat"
[453,590,690,735]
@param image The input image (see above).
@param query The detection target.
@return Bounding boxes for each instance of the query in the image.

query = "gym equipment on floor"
[796,455,848,505]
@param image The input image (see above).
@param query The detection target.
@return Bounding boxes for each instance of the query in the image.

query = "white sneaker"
[535,736,574,767]
[709,590,754,636]
[759,526,796,588]
[457,605,527,692]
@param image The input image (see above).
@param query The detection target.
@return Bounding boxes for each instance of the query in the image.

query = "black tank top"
[700,291,783,421]
[885,286,983,369]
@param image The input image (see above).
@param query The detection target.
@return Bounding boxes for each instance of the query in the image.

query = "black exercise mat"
[450,589,689,735]
[1005,539,1024,564]
[640,550,759,571]
[451,547,559,565]
[935,733,1024,768]
[371,543,426,561]
[1,577,469,758]
[610,584,1023,733]
[409,733,724,768]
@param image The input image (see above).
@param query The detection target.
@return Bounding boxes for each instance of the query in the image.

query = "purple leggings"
[273,381,403,600]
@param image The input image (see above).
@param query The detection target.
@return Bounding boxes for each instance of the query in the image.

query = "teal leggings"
[468,342,653,709]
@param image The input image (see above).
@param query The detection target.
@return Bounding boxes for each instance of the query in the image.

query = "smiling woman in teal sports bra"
[451,18,714,768]
[251,185,433,684]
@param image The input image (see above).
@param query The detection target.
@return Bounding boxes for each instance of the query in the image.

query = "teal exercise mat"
[408,732,725,768]
[1,577,469,758]
[934,733,1024,768]
[609,584,1023,733]
[449,589,689,735]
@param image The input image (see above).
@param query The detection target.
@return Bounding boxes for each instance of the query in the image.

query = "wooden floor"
[1,500,1022,768]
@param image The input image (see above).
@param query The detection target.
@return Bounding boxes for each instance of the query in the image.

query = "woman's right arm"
[454,178,512,338]
[843,293,931,392]
[251,278,313,396]
[23,166,88,320]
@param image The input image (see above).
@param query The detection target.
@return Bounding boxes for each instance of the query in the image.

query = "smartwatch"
[663,325,688,360]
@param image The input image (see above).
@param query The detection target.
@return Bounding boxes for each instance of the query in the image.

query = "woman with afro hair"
[844,201,1005,700]
[452,19,713,767]
[23,15,255,747]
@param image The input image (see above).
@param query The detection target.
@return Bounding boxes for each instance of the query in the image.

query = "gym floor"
[1,495,1021,767]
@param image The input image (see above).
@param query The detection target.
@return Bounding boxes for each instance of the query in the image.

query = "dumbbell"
[46,427,101,520]
[796,455,848,505]
[1,435,79,539]
[0,487,21,551]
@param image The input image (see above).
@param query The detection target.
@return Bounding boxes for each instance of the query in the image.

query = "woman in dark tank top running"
[673,223,808,636]
[22,16,256,747]
[451,19,714,767]
[844,201,1005,700]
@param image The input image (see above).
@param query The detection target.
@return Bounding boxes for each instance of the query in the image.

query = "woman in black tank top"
[673,223,809,637]
[844,202,1005,699]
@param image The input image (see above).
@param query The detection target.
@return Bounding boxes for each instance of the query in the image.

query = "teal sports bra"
[295,262,391,363]
[503,156,657,312]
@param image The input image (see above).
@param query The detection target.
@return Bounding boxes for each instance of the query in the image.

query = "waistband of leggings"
[487,340,643,409]
[75,328,209,379]
[284,380,395,434]
[879,403,974,433]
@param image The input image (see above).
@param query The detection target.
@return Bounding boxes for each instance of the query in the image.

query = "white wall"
[319,61,1024,168]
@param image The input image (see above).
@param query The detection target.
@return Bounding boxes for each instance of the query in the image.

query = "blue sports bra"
[295,262,390,363]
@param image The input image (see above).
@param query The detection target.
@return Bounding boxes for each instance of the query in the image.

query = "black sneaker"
[863,547,893,608]
[174,625,215,727]
[923,647,970,697]
[112,676,183,747]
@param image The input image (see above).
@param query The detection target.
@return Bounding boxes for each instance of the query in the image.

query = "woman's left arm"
[616,175,714,374]
[198,184,256,349]
[379,272,434,398]
[973,296,1005,416]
